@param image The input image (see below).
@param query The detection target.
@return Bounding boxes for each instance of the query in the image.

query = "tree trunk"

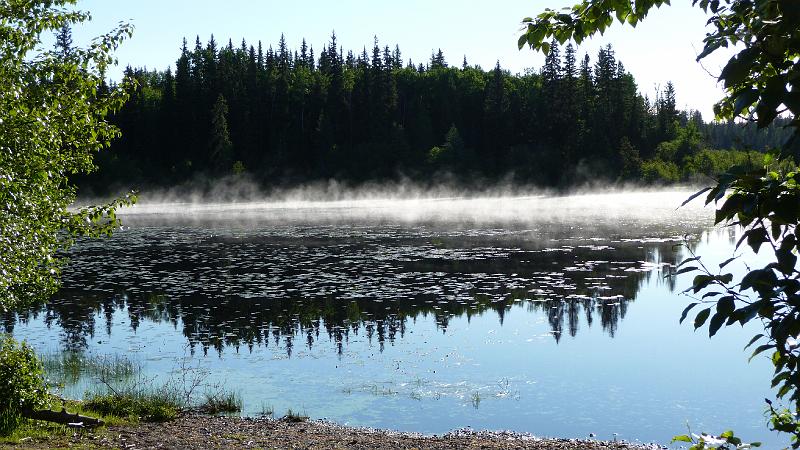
[22,407,104,428]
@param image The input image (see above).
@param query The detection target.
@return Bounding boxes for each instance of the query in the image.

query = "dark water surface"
[3,192,782,446]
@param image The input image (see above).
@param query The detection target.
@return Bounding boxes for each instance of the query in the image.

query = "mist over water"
[114,185,710,229]
[11,189,780,447]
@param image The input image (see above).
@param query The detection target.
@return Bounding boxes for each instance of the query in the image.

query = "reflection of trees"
[2,233,698,354]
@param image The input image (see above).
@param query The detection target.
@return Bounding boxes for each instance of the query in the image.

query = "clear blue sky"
[71,0,734,119]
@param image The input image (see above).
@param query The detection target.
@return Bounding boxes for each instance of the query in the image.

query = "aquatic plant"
[198,391,242,415]
[259,403,274,417]
[84,386,180,423]
[40,351,139,386]
[282,409,309,423]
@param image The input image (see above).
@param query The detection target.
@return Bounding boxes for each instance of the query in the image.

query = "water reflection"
[3,220,696,355]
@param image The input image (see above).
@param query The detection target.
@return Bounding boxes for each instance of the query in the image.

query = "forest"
[79,32,793,193]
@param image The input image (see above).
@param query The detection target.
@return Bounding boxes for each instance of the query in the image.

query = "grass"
[83,380,182,423]
[0,419,80,445]
[0,397,131,446]
[84,391,180,423]
[259,403,274,417]
[40,351,139,386]
[282,409,309,423]
[198,391,242,414]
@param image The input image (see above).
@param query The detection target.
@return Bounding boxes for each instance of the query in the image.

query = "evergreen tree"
[87,34,758,191]
[483,61,509,173]
[392,44,402,69]
[54,23,72,56]
[430,49,446,69]
[209,94,234,172]
[563,44,577,86]
[657,81,678,141]
[541,38,561,85]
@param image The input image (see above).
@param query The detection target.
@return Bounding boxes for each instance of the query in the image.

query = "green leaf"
[517,34,529,49]
[671,434,693,443]
[694,307,711,329]
[749,344,774,361]
[716,296,735,315]
[680,302,699,323]
[682,187,712,207]
[709,312,726,336]
[732,89,759,116]
[744,334,764,349]
[672,265,699,276]
[691,274,715,293]
[746,228,769,253]
[719,47,758,88]
[677,256,701,268]
[772,371,791,388]
[718,257,737,268]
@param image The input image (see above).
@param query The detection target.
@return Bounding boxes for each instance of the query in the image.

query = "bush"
[0,335,48,436]
[681,148,761,179]
[641,158,680,183]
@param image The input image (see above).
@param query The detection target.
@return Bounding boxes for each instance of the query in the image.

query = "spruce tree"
[209,94,234,172]
[392,44,402,69]
[541,38,561,85]
[430,49,446,69]
[658,81,678,141]
[54,23,72,56]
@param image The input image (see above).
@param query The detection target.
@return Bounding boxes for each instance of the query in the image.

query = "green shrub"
[0,335,48,436]
[681,148,761,179]
[641,158,680,183]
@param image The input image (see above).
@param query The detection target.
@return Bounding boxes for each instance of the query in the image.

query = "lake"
[2,191,783,447]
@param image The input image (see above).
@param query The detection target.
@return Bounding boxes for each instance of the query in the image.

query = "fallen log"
[22,407,104,428]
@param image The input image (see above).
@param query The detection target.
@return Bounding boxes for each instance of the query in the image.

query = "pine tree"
[93,32,709,188]
[541,38,561,85]
[483,61,509,173]
[392,44,402,69]
[54,23,72,56]
[658,81,678,140]
[579,53,594,123]
[278,33,290,73]
[382,45,392,71]
[563,44,577,85]
[300,38,309,68]
[209,94,233,172]
[430,49,446,69]
[371,36,382,72]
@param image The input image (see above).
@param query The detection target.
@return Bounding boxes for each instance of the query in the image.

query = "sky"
[70,0,736,119]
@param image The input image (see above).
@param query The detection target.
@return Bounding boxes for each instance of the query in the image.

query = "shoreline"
[3,414,665,449]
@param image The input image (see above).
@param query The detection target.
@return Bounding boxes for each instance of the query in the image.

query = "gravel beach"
[2,415,664,449]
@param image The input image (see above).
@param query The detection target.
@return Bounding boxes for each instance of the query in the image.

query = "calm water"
[3,192,783,447]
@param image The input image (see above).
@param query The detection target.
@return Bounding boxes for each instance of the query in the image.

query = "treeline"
[84,33,788,192]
